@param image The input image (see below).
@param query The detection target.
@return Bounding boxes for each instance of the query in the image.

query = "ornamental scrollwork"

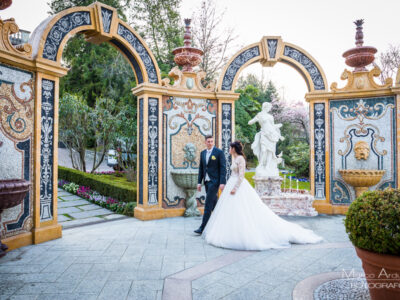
[117,24,158,84]
[221,46,260,91]
[283,46,325,90]
[43,12,91,61]
[0,18,32,56]
[40,79,55,221]
[101,8,112,33]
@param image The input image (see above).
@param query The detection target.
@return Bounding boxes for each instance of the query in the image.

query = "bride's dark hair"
[230,141,247,168]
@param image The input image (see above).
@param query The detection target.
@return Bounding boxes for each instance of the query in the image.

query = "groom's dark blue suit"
[197,147,227,231]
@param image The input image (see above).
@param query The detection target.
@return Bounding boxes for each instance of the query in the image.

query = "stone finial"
[354,19,364,47]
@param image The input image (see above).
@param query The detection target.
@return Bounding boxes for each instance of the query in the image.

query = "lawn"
[245,171,310,191]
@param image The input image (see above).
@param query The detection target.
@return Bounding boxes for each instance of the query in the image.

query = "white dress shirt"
[205,147,214,182]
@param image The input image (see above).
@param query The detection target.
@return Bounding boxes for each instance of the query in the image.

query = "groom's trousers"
[200,181,219,230]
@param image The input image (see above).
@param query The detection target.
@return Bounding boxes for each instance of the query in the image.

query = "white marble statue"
[248,102,284,177]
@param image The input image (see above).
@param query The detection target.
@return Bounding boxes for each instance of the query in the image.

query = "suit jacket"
[197,147,227,186]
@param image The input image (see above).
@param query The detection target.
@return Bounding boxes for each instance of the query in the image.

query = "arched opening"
[28,3,161,226]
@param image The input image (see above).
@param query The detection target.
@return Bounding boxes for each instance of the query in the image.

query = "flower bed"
[59,166,136,202]
[59,180,135,216]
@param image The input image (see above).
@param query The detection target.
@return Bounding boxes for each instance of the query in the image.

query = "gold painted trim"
[35,7,94,60]
[216,42,262,92]
[33,73,42,229]
[216,38,328,93]
[324,99,331,204]
[132,83,240,101]
[281,42,328,92]
[396,68,400,87]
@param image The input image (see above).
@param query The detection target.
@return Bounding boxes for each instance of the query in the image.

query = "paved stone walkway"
[0,215,363,299]
[58,188,126,229]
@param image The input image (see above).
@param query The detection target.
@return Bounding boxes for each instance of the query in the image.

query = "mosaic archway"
[30,3,160,84]
[217,36,328,92]
[0,2,162,249]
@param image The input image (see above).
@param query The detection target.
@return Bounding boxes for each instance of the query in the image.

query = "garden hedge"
[58,166,136,203]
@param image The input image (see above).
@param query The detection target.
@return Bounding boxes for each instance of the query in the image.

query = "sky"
[3,0,400,102]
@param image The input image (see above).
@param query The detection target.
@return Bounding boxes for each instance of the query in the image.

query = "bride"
[202,141,322,250]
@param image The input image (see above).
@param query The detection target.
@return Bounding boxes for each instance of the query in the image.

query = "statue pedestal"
[254,176,282,196]
[261,193,318,216]
[254,176,318,216]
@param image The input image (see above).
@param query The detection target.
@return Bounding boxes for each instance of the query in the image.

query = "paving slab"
[58,207,82,214]
[58,215,72,222]
[76,204,106,211]
[0,215,362,299]
[58,200,91,208]
[68,209,113,219]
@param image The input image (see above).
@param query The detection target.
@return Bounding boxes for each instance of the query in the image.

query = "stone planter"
[355,247,400,300]
[0,179,30,257]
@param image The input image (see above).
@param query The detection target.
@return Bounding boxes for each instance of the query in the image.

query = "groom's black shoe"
[194,228,203,234]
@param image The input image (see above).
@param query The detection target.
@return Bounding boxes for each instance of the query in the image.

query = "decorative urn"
[0,0,12,10]
[342,19,377,72]
[171,19,203,72]
[0,179,30,257]
[338,169,385,198]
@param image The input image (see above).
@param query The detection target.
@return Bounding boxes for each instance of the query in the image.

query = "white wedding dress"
[203,155,323,250]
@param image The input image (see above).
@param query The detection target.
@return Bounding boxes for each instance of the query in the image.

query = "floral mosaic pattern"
[314,103,325,199]
[43,12,91,61]
[162,97,216,207]
[221,46,260,91]
[0,64,34,141]
[330,97,396,204]
[117,24,158,84]
[40,79,54,221]
[101,7,112,33]
[283,46,325,90]
[0,63,33,236]
[222,103,232,180]
[148,98,158,206]
[138,98,144,205]
[267,39,278,58]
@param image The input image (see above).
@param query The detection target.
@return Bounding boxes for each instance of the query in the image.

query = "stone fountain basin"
[338,169,385,188]
[170,171,198,189]
[0,179,30,211]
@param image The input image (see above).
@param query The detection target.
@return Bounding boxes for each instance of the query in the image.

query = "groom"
[194,135,227,234]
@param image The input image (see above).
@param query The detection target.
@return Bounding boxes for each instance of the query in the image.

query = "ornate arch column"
[0,2,161,250]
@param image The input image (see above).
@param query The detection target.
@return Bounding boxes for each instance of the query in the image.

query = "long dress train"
[202,155,323,250]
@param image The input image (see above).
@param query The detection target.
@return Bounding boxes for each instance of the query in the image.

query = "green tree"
[234,85,261,160]
[48,0,128,18]
[49,0,136,107]
[59,94,119,173]
[114,104,137,181]
[128,0,183,76]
